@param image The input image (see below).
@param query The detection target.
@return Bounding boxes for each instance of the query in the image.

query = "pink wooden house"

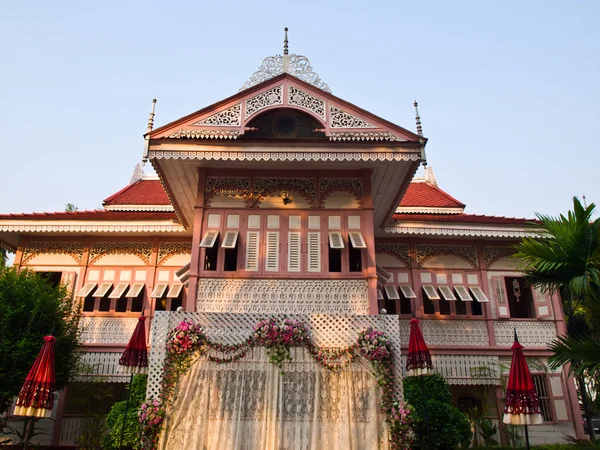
[0,38,584,447]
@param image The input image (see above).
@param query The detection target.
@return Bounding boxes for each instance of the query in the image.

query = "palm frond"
[548,334,600,377]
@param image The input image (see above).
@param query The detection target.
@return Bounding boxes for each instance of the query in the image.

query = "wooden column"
[185,168,208,311]
[361,170,378,314]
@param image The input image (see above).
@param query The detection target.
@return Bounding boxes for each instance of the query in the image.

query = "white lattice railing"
[147,312,402,401]
[494,321,557,347]
[197,278,369,314]
[74,352,130,382]
[398,319,490,347]
[399,354,501,385]
[79,317,140,344]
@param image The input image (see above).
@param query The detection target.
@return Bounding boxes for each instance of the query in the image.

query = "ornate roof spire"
[414,100,423,136]
[240,30,331,92]
[147,97,157,133]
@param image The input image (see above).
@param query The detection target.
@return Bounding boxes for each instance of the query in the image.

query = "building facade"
[0,48,584,447]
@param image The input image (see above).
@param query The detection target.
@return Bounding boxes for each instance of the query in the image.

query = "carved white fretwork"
[22,241,85,264]
[318,178,363,208]
[484,246,517,268]
[196,279,369,314]
[205,177,252,206]
[240,55,332,93]
[89,242,153,265]
[415,244,478,267]
[329,132,405,142]
[148,150,421,163]
[147,312,401,401]
[399,319,489,347]
[494,322,557,348]
[375,243,411,266]
[384,225,541,239]
[104,204,175,212]
[288,85,326,121]
[167,130,240,139]
[399,354,501,385]
[330,106,376,128]
[74,352,130,383]
[79,317,140,344]
[192,104,241,126]
[158,242,192,265]
[245,85,284,119]
[253,178,317,208]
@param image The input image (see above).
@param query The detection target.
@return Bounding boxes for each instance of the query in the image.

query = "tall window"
[532,375,552,422]
[505,277,534,318]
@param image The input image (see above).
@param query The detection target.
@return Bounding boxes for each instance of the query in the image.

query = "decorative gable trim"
[330,106,375,128]
[104,204,175,212]
[288,85,326,121]
[383,224,541,238]
[329,131,406,142]
[395,206,465,214]
[245,85,283,119]
[191,103,241,126]
[168,130,240,139]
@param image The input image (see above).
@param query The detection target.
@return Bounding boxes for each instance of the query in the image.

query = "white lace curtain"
[158,347,390,450]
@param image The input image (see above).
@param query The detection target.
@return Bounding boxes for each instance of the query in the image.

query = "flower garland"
[140,318,412,450]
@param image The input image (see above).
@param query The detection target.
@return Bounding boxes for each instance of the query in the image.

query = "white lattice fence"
[398,319,490,347]
[79,317,140,344]
[74,352,130,383]
[147,312,402,401]
[399,354,501,385]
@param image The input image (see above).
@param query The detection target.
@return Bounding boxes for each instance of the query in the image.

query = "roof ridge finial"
[283,27,289,55]
[283,27,290,73]
[414,100,423,136]
[147,97,157,133]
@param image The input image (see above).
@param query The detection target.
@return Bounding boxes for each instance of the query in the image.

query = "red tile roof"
[392,213,536,225]
[0,210,178,221]
[103,180,171,206]
[399,182,465,208]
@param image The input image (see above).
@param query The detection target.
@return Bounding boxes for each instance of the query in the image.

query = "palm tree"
[515,197,600,440]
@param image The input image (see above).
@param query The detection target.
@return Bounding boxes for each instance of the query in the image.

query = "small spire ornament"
[147,97,157,133]
[414,100,423,136]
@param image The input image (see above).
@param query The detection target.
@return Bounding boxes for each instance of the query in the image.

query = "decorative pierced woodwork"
[148,150,421,162]
[205,177,252,207]
[484,246,517,268]
[22,241,85,264]
[375,244,410,267]
[288,85,326,121]
[74,352,130,383]
[330,106,375,128]
[158,242,192,265]
[253,178,317,208]
[192,104,241,126]
[196,279,369,314]
[89,242,153,265]
[415,244,478,267]
[494,322,557,347]
[245,85,283,119]
[318,178,363,208]
[79,317,140,344]
[398,319,489,347]
[399,354,501,385]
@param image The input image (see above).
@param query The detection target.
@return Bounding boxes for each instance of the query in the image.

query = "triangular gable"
[150,73,423,143]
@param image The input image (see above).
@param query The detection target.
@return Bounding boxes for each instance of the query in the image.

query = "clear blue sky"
[1,1,598,219]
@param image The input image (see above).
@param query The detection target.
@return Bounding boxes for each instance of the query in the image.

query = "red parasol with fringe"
[503,330,543,450]
[406,318,433,376]
[13,335,57,418]
[119,315,148,373]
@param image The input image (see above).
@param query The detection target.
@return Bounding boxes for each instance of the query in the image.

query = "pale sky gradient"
[1,1,598,219]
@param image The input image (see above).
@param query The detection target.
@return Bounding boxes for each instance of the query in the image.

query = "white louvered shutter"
[221,231,239,248]
[245,231,260,271]
[288,232,301,272]
[348,231,367,248]
[307,232,321,272]
[532,286,552,318]
[265,232,280,271]
[492,276,510,318]
[384,285,400,300]
[199,230,219,248]
[328,232,345,249]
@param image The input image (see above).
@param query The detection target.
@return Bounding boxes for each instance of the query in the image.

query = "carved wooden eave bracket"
[147,74,423,146]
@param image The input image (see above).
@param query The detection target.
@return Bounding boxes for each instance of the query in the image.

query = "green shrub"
[103,375,147,450]
[403,373,472,449]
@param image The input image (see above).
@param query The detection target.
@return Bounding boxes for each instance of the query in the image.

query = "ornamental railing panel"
[399,319,490,347]
[494,321,557,347]
[147,312,402,401]
[196,279,369,314]
[400,354,501,385]
[79,317,140,345]
[74,352,130,383]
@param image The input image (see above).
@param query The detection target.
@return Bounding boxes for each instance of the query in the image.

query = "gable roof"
[103,179,171,206]
[399,182,465,209]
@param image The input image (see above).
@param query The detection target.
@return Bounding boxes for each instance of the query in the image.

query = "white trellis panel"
[147,312,403,402]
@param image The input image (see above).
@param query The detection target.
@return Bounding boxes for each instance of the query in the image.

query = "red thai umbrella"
[118,315,148,374]
[406,318,433,376]
[118,315,148,449]
[503,330,543,449]
[13,335,56,418]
